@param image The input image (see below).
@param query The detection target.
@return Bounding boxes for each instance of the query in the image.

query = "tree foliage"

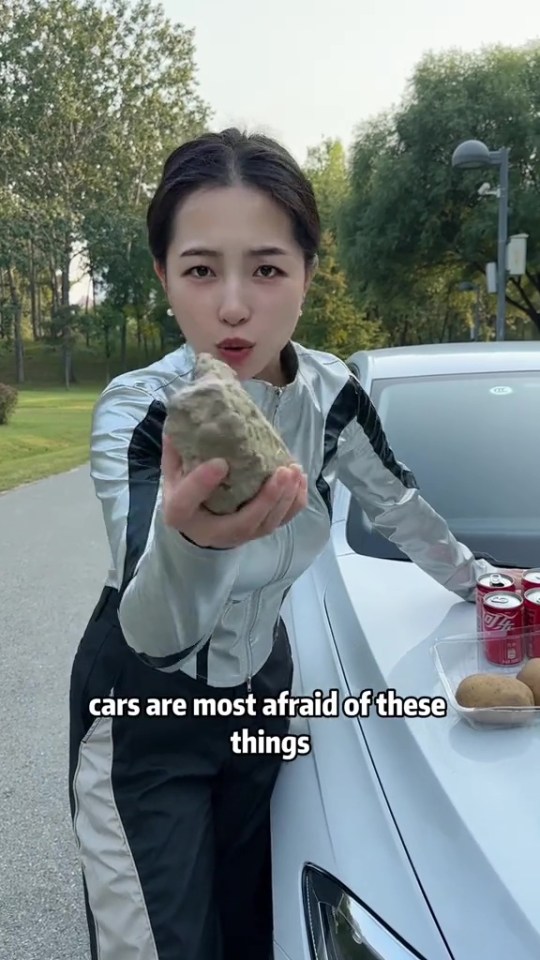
[340,42,540,339]
[304,138,349,234]
[0,0,209,382]
[300,139,386,357]
[297,230,386,358]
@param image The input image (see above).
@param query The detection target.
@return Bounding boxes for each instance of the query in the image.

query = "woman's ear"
[153,259,167,291]
[303,253,318,298]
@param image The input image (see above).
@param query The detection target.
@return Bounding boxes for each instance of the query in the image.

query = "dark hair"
[146,128,321,270]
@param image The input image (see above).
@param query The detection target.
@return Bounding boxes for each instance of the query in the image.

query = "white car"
[272,340,540,960]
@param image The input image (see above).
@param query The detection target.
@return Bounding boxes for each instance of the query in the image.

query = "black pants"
[68,587,293,960]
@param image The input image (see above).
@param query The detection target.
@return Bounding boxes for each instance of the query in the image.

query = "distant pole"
[451,139,510,342]
[496,148,509,342]
[474,286,481,341]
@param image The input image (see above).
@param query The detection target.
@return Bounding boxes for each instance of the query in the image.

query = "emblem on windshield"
[490,386,513,395]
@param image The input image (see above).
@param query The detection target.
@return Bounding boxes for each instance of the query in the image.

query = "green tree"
[0,0,209,382]
[0,190,38,382]
[340,42,540,340]
[304,138,349,233]
[297,230,386,358]
[301,138,386,357]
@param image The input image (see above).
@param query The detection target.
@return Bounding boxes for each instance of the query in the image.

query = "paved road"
[0,465,110,960]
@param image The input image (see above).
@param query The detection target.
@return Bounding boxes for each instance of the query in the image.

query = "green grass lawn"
[0,386,101,493]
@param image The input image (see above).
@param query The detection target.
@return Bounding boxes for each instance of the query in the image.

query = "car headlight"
[302,865,426,960]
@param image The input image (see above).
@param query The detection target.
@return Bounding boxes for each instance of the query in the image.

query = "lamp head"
[452,139,491,169]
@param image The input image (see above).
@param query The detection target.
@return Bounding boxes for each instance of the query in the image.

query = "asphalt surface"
[0,465,110,960]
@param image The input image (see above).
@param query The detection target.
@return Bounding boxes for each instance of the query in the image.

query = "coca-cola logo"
[484,610,515,631]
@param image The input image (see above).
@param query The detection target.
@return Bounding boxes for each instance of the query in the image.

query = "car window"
[345,370,540,568]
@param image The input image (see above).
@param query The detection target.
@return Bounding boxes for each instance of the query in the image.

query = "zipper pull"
[246,674,252,693]
[271,386,283,422]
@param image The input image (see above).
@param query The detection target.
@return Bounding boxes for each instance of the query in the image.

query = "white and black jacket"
[90,339,492,688]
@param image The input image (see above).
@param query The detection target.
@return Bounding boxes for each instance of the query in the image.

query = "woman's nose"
[217,282,250,325]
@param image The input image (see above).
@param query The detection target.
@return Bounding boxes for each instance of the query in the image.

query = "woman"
[69,127,498,960]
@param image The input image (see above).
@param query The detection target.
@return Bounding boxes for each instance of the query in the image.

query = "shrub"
[0,383,18,425]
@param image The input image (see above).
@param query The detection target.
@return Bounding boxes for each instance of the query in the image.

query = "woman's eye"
[256,265,280,278]
[187,265,212,278]
[185,264,280,279]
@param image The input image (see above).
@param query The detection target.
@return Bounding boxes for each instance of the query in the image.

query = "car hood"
[325,552,540,960]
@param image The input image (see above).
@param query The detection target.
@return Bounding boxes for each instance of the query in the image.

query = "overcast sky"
[162,0,538,164]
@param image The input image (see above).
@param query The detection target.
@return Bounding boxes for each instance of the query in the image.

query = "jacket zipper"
[244,591,260,692]
[274,522,293,581]
[244,385,284,692]
[271,385,283,419]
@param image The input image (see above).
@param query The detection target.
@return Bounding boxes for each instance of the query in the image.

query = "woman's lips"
[216,344,254,364]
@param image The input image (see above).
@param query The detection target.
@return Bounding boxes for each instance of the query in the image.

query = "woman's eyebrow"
[248,246,289,256]
[179,247,219,258]
[179,246,290,258]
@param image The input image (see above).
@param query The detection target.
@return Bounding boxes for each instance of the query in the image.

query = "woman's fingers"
[226,466,302,535]
[255,469,303,536]
[279,473,308,526]
[186,465,303,546]
[162,457,308,548]
[162,448,231,528]
[188,467,287,546]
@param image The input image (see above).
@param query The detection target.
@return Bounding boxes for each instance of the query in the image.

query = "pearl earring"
[167,308,174,316]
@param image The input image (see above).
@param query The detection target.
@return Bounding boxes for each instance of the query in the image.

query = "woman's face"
[154,184,313,384]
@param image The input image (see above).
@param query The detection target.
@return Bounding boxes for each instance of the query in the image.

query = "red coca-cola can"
[482,592,524,665]
[522,568,540,595]
[523,588,540,657]
[476,572,516,635]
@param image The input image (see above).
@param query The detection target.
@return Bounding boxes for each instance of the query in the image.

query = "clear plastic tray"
[432,628,540,728]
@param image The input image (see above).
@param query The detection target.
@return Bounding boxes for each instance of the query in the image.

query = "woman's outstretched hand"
[160,434,308,549]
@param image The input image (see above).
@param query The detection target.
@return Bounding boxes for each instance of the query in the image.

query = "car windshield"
[345,369,540,569]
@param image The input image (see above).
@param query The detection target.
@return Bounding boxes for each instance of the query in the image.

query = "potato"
[455,673,534,709]
[516,659,540,706]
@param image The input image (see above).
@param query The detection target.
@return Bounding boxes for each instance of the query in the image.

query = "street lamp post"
[451,139,510,341]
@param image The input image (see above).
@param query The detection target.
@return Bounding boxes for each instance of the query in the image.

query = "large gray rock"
[163,352,295,514]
